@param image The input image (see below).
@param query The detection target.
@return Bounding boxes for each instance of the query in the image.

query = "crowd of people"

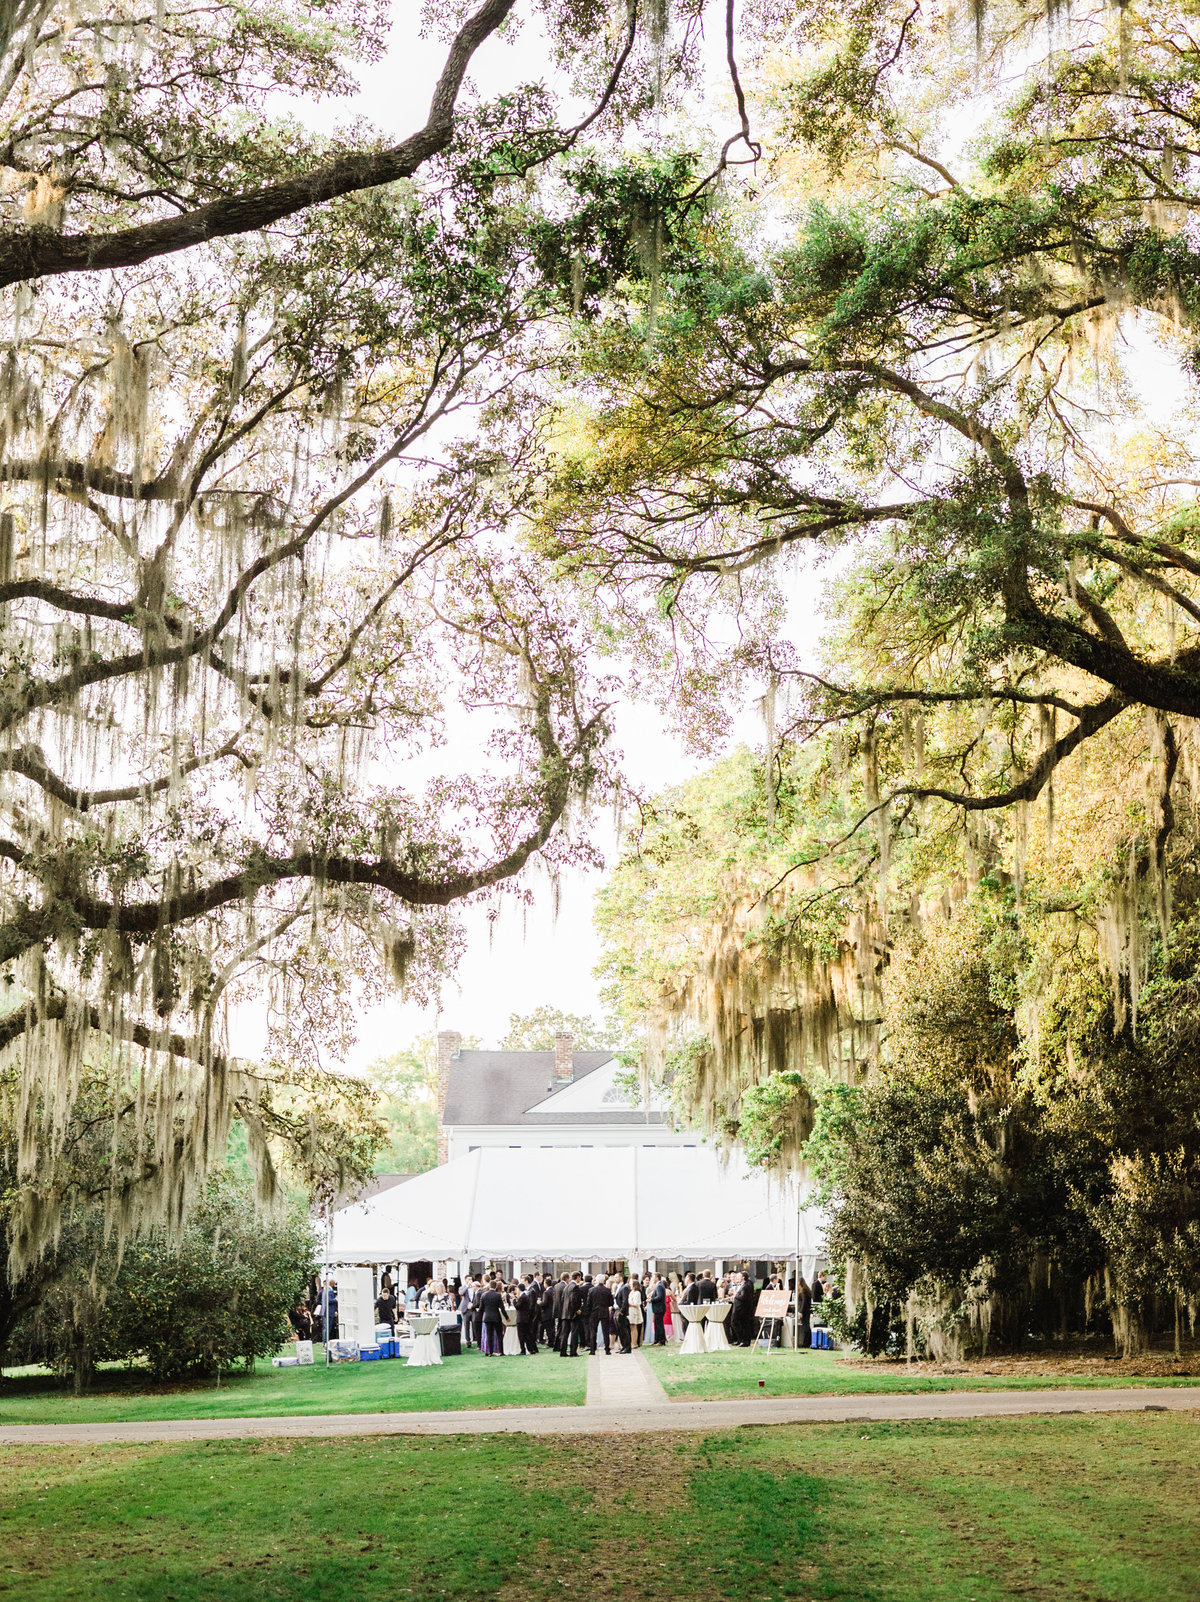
[362,1266,840,1355]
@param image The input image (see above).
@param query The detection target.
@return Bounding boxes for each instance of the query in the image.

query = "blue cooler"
[359,1343,382,1361]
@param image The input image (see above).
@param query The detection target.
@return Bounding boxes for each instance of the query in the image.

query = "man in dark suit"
[613,1276,632,1353]
[515,1283,537,1355]
[552,1273,570,1350]
[648,1275,667,1345]
[559,1273,586,1356]
[580,1274,595,1352]
[588,1277,614,1354]
[540,1275,558,1347]
[523,1275,541,1351]
[680,1273,699,1305]
[478,1277,506,1356]
[697,1272,718,1304]
[471,1279,485,1349]
[731,1272,757,1345]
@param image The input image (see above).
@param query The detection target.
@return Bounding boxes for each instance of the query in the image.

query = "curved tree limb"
[0,732,249,813]
[0,0,518,290]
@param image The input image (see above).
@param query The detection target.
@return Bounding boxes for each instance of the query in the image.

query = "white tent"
[324,1145,824,1264]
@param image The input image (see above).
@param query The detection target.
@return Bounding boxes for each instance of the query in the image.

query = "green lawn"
[5,1343,1196,1426]
[645,1344,1200,1399]
[0,1347,586,1424]
[1,1413,1198,1600]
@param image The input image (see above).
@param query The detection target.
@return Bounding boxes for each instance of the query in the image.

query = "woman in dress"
[627,1278,644,1348]
[795,1275,813,1353]
[502,1283,522,1355]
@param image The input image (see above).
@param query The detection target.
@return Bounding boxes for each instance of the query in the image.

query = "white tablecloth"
[406,1313,443,1367]
[704,1301,732,1352]
[679,1303,708,1355]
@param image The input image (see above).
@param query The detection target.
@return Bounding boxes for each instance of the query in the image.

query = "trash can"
[438,1326,462,1357]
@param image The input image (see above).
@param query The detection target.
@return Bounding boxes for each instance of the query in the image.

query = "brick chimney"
[554,1030,573,1082]
[436,1030,461,1165]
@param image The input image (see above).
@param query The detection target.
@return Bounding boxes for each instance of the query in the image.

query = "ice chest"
[359,1343,382,1361]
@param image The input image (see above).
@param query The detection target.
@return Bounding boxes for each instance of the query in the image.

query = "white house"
[436,1029,696,1162]
[320,1028,826,1289]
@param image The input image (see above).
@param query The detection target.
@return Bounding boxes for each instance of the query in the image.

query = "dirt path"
[0,1386,1196,1445]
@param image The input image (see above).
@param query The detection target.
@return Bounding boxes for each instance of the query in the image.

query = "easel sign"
[755,1289,790,1320]
[754,1287,791,1351]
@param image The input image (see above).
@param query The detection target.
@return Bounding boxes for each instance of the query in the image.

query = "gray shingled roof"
[441,1049,667,1128]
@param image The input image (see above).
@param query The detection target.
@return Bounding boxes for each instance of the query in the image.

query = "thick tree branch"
[0,0,517,290]
[899,691,1128,811]
[0,687,605,958]
[782,670,1093,721]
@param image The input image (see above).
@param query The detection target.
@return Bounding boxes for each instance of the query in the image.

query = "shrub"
[7,1176,317,1383]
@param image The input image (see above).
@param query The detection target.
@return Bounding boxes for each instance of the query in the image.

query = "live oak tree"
[555,0,1200,1064]
[573,2,1200,1351]
[0,0,760,1268]
[0,1052,380,1361]
[598,731,1200,1354]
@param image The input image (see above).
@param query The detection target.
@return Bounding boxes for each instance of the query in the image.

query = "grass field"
[1,1413,1197,1600]
[644,1345,1200,1400]
[5,1342,1198,1425]
[0,1347,587,1424]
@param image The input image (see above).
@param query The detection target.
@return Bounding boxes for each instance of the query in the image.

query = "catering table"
[679,1302,708,1355]
[406,1313,443,1367]
[704,1301,732,1352]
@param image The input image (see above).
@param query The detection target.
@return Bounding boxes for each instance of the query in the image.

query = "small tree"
[11,1176,318,1384]
[500,1006,612,1050]
[363,1034,482,1174]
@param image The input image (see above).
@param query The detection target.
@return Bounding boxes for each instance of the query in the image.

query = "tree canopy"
[499,1005,613,1049]
[582,0,1200,1353]
[0,0,729,1261]
[8,0,1200,1339]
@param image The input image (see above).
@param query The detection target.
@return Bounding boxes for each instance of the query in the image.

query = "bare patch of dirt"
[502,1434,697,1602]
[841,1346,1200,1380]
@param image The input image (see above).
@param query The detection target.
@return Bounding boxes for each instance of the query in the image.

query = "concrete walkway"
[585,1348,669,1409]
[0,1387,1196,1446]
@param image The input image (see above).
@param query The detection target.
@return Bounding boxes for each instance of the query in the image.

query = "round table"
[406,1313,443,1367]
[679,1303,708,1355]
[704,1301,732,1352]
